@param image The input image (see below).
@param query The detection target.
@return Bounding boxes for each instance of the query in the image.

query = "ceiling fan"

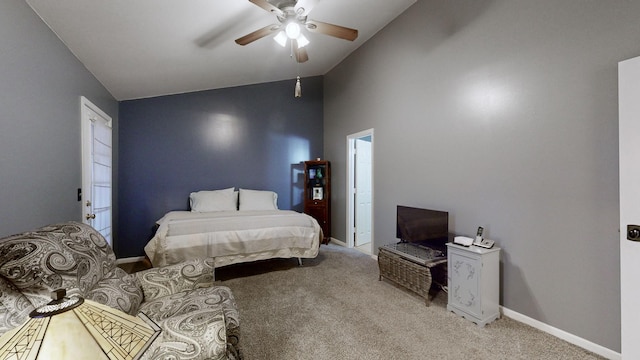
[235,0,358,63]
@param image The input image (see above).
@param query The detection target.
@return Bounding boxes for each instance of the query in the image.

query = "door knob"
[627,225,640,241]
[86,213,96,220]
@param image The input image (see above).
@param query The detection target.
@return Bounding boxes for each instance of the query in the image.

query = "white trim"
[501,306,620,360]
[81,96,112,127]
[115,256,146,265]
[346,129,374,252]
[329,237,377,260]
[346,138,356,248]
[333,240,618,358]
[80,96,113,245]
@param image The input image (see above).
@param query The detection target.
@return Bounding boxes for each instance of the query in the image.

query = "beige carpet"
[214,244,604,359]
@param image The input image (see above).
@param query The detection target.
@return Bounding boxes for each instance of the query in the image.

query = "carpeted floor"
[214,244,605,360]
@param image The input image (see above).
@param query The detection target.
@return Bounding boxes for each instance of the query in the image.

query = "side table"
[378,243,447,306]
[446,242,500,327]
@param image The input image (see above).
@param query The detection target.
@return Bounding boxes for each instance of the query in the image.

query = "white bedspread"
[144,210,321,267]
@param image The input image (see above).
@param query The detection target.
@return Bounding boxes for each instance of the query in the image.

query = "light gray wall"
[325,0,640,352]
[0,1,118,238]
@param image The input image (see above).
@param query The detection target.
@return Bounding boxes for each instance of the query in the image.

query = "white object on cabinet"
[446,243,500,327]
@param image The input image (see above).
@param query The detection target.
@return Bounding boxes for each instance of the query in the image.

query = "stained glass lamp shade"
[0,289,160,360]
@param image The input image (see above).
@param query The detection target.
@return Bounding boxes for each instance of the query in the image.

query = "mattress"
[144,210,321,267]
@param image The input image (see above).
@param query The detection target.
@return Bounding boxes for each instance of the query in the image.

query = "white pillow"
[239,189,278,211]
[190,187,237,212]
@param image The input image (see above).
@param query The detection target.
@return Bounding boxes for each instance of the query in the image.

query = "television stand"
[378,242,447,306]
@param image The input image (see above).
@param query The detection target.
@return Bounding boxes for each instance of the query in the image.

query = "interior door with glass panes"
[81,97,113,245]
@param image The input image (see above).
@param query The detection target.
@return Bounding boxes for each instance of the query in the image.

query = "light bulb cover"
[297,34,309,48]
[273,31,287,47]
[285,22,301,39]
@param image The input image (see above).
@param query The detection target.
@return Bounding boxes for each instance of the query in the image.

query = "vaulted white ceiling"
[26,0,416,100]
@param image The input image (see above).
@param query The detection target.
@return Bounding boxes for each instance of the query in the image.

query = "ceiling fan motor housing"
[276,7,307,25]
[270,0,298,11]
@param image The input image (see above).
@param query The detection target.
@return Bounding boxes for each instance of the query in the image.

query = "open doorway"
[347,129,374,255]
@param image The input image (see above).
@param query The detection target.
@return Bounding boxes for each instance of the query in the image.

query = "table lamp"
[0,289,160,360]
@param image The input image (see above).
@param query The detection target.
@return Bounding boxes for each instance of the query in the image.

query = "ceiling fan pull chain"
[295,76,302,98]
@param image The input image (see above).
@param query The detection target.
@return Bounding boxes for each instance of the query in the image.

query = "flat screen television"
[396,205,448,247]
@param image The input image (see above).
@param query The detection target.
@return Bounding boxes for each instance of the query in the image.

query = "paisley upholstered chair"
[0,221,241,360]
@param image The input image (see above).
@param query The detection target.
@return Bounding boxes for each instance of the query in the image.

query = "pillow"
[239,189,278,211]
[190,187,237,212]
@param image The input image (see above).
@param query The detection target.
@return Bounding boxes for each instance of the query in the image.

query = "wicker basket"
[378,247,447,306]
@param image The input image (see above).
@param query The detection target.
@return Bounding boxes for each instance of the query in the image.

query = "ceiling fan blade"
[249,0,285,17]
[293,40,309,63]
[235,24,280,45]
[306,20,358,41]
[295,0,318,16]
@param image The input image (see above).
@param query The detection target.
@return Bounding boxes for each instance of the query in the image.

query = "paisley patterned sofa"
[0,221,241,360]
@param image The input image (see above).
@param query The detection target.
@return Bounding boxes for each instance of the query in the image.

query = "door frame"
[80,96,113,243]
[619,56,640,359]
[346,129,374,252]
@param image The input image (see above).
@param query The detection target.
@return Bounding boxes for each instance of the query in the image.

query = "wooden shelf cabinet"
[304,160,330,244]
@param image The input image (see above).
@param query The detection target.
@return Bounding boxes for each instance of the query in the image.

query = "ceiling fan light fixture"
[237,0,359,63]
[285,22,301,39]
[297,34,309,48]
[274,31,288,47]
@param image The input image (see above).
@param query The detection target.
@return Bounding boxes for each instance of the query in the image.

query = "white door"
[355,137,372,247]
[619,56,640,359]
[81,97,113,245]
[347,129,374,251]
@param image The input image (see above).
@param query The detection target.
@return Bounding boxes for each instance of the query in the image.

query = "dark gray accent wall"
[324,0,639,353]
[118,76,323,258]
[0,1,118,238]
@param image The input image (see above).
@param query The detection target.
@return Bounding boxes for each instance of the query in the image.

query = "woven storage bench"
[378,243,447,306]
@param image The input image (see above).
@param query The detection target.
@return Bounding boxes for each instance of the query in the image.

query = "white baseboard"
[331,240,618,358]
[329,238,378,260]
[501,307,620,360]
[115,256,146,265]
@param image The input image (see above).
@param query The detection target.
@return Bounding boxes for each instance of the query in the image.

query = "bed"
[144,188,322,268]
